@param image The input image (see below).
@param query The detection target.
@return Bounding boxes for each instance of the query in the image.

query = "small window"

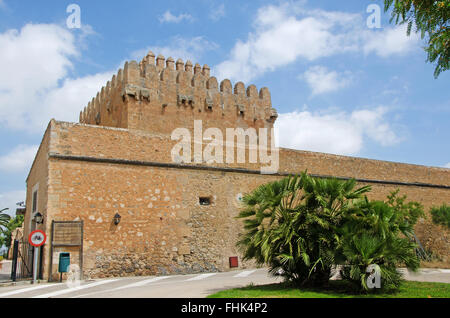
[199,197,211,206]
[32,190,38,213]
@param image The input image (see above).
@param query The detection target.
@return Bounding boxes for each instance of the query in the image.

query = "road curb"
[398,268,450,274]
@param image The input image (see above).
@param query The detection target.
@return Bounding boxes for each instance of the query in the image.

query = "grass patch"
[208,280,450,298]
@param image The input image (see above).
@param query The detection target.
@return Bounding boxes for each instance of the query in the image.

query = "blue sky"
[0,0,449,217]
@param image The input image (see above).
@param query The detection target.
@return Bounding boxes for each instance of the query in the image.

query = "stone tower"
[79,52,279,136]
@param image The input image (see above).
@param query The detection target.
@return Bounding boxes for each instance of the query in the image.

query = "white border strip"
[233,270,257,278]
[33,279,117,298]
[185,273,217,281]
[111,276,170,291]
[0,284,59,298]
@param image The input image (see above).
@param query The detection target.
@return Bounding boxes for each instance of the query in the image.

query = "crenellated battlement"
[80,51,278,135]
[80,65,127,128]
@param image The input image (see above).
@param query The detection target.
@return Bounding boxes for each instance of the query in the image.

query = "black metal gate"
[10,238,42,281]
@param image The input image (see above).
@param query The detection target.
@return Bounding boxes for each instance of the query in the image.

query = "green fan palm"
[0,208,11,231]
[338,197,421,291]
[237,172,370,287]
[237,172,423,292]
[341,232,419,292]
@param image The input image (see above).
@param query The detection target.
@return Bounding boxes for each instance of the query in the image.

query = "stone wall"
[46,159,269,278]
[50,120,450,187]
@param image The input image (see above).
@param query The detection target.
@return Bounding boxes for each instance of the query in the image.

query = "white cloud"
[215,4,361,82]
[41,71,113,124]
[215,3,419,82]
[0,24,77,94]
[159,10,194,23]
[0,23,112,133]
[363,24,420,57]
[132,36,218,64]
[0,145,39,173]
[303,66,352,95]
[350,108,400,146]
[444,163,450,169]
[0,190,26,217]
[209,3,226,21]
[275,107,400,155]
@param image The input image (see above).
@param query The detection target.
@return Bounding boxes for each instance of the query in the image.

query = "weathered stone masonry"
[24,53,450,280]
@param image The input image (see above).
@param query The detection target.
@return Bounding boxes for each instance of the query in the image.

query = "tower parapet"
[80,52,278,135]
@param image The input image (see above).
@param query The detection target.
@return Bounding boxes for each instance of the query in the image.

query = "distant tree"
[0,215,24,254]
[384,0,449,78]
[0,208,11,230]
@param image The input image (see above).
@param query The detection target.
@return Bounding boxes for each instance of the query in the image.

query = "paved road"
[398,268,450,283]
[0,269,280,298]
[0,268,448,298]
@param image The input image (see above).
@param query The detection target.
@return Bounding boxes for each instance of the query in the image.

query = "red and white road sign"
[29,230,47,247]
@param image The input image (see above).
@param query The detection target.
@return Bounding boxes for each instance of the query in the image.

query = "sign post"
[28,230,47,284]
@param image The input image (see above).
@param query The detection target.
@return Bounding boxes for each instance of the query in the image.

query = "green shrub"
[430,204,450,228]
[338,193,422,291]
[237,173,422,293]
